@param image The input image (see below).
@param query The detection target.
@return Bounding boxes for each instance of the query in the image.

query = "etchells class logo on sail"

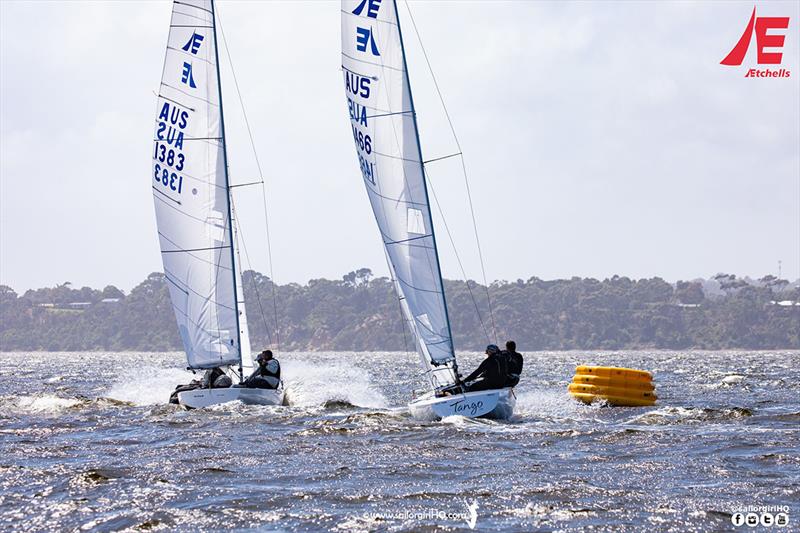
[721,6,791,78]
[344,0,382,186]
[180,31,204,88]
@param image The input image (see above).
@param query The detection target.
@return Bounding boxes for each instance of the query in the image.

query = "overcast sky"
[1,0,798,293]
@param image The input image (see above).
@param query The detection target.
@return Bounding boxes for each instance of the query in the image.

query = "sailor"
[241,349,281,389]
[168,366,231,404]
[202,367,232,389]
[463,344,507,392]
[503,340,523,387]
[169,379,200,404]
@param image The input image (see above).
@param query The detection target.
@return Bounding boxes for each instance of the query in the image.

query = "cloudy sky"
[1,0,798,293]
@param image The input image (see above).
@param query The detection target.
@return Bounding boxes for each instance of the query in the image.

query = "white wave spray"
[281,358,387,409]
[12,395,82,414]
[105,366,192,406]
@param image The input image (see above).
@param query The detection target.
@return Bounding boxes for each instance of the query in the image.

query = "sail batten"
[342,0,457,388]
[152,0,250,371]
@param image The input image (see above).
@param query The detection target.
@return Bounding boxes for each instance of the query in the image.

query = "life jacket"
[203,367,226,388]
[255,359,280,388]
[213,374,232,388]
[261,359,280,379]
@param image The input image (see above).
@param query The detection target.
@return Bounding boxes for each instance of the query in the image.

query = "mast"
[210,0,244,380]
[392,0,458,375]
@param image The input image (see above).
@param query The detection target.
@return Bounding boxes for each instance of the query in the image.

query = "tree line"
[1,270,797,351]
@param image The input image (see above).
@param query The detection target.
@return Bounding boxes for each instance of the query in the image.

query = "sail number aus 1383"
[153,101,190,196]
[153,143,185,171]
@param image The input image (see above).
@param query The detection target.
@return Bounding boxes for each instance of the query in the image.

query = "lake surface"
[0,350,797,531]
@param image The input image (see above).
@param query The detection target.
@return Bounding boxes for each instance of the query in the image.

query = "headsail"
[341,0,457,388]
[232,203,253,376]
[153,0,248,371]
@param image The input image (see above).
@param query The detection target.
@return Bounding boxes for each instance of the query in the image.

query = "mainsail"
[342,0,457,388]
[152,0,249,371]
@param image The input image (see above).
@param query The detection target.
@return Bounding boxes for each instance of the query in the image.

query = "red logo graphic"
[721,6,790,78]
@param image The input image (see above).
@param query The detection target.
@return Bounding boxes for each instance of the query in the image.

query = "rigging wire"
[231,198,274,346]
[426,175,491,342]
[404,1,499,342]
[217,8,281,349]
[396,294,412,366]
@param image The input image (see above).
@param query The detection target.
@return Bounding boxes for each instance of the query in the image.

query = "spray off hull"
[177,386,285,409]
[409,387,515,420]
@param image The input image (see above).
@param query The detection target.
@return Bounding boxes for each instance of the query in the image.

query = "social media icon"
[746,513,759,526]
[731,513,745,526]
[761,513,774,526]
[775,512,789,527]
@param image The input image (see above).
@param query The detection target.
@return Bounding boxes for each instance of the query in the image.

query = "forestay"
[341,0,457,388]
[152,0,248,370]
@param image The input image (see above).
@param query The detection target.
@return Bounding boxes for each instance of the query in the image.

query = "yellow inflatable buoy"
[569,365,657,407]
[570,392,657,407]
[575,365,652,381]
[571,374,655,391]
[568,383,657,401]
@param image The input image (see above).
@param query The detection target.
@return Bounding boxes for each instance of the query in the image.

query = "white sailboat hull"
[408,387,516,420]
[177,385,285,409]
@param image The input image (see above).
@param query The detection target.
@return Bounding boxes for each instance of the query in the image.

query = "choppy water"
[0,351,798,532]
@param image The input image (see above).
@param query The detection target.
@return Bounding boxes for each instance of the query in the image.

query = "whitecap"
[105,366,191,406]
[281,358,388,409]
[14,394,82,413]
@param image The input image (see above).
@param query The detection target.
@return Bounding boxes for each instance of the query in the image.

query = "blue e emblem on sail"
[355,27,380,56]
[352,0,381,18]
[182,32,205,54]
[181,62,197,88]
[179,32,203,89]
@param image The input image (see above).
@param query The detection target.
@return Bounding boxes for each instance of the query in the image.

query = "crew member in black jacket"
[503,340,523,387]
[463,344,507,392]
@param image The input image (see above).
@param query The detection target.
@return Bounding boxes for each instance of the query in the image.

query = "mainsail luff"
[152,0,250,371]
[209,0,244,379]
[341,0,457,388]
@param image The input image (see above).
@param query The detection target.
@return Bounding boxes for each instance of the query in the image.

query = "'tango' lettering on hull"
[451,399,484,416]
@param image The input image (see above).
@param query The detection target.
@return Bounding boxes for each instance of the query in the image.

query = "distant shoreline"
[2,270,798,351]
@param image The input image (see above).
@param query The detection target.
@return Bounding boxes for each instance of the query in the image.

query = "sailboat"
[341,0,515,420]
[152,0,283,409]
